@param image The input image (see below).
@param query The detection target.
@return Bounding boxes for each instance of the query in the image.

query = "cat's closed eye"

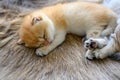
[39,33,45,39]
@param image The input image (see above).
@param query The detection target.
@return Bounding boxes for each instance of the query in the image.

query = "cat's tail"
[101,12,117,37]
[108,52,120,60]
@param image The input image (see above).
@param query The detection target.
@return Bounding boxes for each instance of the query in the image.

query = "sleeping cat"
[17,2,117,56]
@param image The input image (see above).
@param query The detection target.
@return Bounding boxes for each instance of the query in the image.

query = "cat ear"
[17,39,24,45]
[32,17,43,25]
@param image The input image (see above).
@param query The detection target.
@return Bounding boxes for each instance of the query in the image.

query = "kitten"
[18,2,117,56]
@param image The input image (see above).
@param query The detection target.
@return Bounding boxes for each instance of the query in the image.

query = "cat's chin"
[38,41,52,47]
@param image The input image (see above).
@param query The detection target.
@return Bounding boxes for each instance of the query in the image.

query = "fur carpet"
[0,0,120,80]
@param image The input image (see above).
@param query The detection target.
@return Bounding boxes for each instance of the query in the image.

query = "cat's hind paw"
[84,38,97,49]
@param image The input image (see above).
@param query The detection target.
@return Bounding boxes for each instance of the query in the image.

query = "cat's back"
[63,2,109,13]
[62,2,109,32]
[63,2,111,24]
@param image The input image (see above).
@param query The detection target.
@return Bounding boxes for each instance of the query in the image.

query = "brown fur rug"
[0,0,120,80]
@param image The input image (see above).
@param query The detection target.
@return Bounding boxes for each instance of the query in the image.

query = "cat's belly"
[65,13,90,36]
[65,16,91,36]
[67,25,86,36]
[67,22,88,36]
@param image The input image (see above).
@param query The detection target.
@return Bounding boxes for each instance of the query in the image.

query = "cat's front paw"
[84,38,97,49]
[85,50,95,60]
[35,48,48,57]
[85,53,94,60]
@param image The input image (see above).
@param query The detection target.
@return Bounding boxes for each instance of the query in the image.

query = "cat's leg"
[84,37,107,60]
[86,29,103,39]
[84,37,108,49]
[35,31,66,56]
[85,17,117,59]
[85,29,104,59]
[94,37,117,59]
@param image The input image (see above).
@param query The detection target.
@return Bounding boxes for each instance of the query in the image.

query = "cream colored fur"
[18,2,117,56]
[86,0,120,60]
[94,25,120,59]
[84,37,108,59]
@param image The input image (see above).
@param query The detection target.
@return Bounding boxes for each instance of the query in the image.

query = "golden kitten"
[18,2,117,57]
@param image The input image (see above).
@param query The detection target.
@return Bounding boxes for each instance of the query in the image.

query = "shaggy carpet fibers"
[0,0,120,80]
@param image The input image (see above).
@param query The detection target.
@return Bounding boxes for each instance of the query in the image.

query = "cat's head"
[17,15,49,48]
